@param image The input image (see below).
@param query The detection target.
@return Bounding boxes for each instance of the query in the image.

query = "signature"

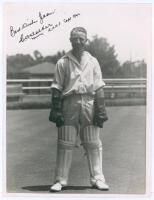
[19,22,61,42]
[9,10,80,43]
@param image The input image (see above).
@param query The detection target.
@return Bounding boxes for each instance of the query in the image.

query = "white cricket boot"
[50,182,63,192]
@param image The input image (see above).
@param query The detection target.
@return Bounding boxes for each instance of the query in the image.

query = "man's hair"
[70,27,87,38]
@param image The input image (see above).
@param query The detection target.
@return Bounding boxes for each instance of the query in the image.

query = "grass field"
[6,106,146,195]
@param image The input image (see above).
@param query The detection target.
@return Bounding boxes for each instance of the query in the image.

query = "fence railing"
[7,78,146,99]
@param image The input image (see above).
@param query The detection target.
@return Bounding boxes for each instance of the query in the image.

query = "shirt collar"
[64,50,92,67]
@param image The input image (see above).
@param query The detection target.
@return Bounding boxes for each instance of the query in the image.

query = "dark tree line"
[86,36,120,78]
[7,36,146,79]
[116,60,146,78]
[7,50,65,78]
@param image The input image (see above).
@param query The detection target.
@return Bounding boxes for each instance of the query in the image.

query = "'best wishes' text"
[9,10,80,43]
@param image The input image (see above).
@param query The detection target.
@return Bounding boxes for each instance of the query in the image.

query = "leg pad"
[54,126,77,185]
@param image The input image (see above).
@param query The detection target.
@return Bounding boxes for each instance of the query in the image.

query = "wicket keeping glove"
[49,88,64,127]
[93,87,108,128]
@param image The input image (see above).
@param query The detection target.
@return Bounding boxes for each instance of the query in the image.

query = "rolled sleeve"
[93,58,105,91]
[51,60,65,91]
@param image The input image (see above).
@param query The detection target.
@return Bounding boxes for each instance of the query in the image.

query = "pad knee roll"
[58,126,77,149]
[81,125,102,149]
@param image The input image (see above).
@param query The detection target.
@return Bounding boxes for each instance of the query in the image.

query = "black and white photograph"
[3,1,152,197]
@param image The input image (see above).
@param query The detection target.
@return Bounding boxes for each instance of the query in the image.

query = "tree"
[43,50,65,64]
[33,50,43,63]
[116,60,147,78]
[135,60,147,78]
[86,35,120,78]
[7,54,35,79]
[7,54,35,70]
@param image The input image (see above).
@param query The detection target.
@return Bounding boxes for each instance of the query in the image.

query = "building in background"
[22,62,56,94]
[22,62,56,79]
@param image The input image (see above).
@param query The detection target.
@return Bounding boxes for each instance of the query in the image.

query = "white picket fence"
[7,78,146,99]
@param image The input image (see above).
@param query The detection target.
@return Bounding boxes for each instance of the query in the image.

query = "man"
[49,27,109,192]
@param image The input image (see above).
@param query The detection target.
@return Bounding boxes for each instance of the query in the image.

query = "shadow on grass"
[22,185,92,192]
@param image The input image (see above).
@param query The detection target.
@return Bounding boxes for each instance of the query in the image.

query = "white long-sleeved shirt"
[51,51,105,97]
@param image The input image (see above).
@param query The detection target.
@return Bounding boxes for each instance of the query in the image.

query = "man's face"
[70,31,87,51]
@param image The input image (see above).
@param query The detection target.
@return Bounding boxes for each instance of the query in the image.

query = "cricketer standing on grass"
[49,27,109,192]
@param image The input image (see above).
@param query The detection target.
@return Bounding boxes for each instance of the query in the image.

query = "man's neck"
[72,49,84,63]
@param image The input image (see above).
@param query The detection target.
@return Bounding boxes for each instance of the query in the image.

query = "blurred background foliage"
[7,35,146,79]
